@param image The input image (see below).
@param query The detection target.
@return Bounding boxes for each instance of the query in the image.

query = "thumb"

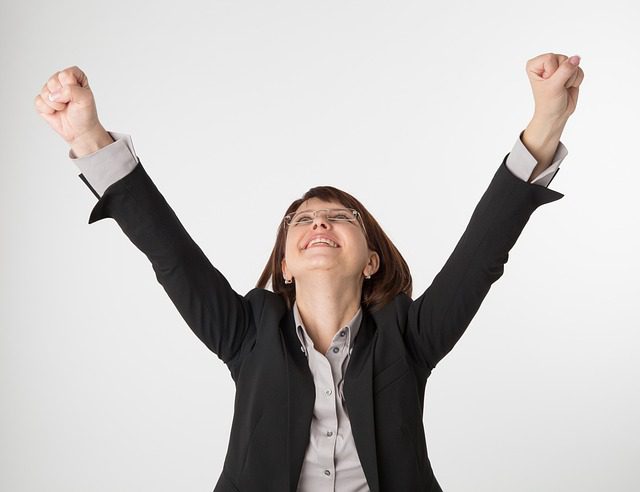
[549,55,581,88]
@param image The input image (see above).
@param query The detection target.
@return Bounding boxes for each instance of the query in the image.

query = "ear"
[281,257,288,278]
[365,251,380,276]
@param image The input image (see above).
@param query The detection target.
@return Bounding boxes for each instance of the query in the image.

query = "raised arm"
[405,153,564,371]
[85,158,257,368]
[35,66,258,372]
[403,52,584,371]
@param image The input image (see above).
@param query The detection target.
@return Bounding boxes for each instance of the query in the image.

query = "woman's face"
[281,197,379,285]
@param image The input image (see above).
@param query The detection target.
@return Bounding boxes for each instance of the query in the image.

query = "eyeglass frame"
[283,208,368,239]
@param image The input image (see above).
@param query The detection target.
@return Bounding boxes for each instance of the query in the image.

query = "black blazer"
[81,154,563,492]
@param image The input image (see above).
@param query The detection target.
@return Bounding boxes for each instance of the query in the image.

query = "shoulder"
[244,287,288,319]
[369,292,413,326]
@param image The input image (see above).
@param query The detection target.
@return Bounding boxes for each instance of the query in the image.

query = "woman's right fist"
[34,66,111,154]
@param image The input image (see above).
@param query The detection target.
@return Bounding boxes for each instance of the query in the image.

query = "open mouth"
[305,238,340,249]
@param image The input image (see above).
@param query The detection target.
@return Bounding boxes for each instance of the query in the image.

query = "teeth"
[308,238,338,248]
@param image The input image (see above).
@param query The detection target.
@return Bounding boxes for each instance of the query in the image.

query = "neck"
[294,273,363,352]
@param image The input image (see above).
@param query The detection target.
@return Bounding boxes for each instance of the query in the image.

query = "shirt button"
[324,470,331,476]
[325,389,332,396]
[340,331,346,337]
[326,431,333,437]
[332,347,339,353]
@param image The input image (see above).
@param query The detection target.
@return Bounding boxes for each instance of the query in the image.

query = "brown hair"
[255,185,413,314]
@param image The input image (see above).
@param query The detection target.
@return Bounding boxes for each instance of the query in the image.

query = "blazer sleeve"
[84,159,256,367]
[405,154,564,371]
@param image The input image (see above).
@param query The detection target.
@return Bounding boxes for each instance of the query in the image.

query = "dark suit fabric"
[82,154,564,491]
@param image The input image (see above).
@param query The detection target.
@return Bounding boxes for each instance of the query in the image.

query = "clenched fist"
[526,53,584,122]
[34,66,113,157]
[520,52,585,182]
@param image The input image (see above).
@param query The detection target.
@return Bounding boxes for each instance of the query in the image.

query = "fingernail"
[569,55,581,66]
[48,92,59,102]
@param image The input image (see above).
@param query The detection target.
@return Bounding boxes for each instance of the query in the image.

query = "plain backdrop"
[2,0,638,491]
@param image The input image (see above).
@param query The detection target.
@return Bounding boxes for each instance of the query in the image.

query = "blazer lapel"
[283,310,315,492]
[343,310,380,492]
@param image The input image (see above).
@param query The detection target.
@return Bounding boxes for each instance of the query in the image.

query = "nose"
[312,211,331,229]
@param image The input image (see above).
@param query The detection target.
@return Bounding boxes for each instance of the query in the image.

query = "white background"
[2,0,638,490]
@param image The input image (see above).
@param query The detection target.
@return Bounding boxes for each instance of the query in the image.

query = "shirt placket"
[299,326,350,489]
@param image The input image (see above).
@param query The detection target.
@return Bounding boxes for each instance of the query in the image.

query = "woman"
[35,53,583,491]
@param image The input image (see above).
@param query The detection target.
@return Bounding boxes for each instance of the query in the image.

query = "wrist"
[70,125,114,158]
[528,114,567,141]
[521,116,566,183]
[523,116,565,152]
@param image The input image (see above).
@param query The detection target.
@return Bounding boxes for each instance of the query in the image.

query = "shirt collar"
[293,299,363,354]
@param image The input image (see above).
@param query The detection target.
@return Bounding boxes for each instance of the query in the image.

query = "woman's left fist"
[526,52,584,122]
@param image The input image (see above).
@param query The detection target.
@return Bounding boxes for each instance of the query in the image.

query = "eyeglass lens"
[289,209,356,226]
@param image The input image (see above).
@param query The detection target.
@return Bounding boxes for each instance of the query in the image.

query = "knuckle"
[527,52,553,65]
[47,78,61,91]
[61,65,86,84]
[35,96,52,113]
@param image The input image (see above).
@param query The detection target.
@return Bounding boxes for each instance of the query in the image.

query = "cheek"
[354,231,369,251]
[285,235,297,252]
[283,235,300,259]
[346,236,370,263]
[357,246,371,264]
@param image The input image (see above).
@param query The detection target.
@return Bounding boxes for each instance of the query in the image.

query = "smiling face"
[281,197,380,286]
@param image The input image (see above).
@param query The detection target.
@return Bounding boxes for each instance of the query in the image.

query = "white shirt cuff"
[505,130,568,188]
[70,131,139,197]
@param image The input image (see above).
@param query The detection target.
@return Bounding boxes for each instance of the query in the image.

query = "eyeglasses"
[283,208,367,237]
